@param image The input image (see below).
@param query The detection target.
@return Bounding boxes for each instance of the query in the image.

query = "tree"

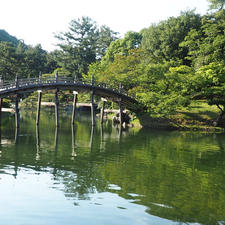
[0,42,23,79]
[96,25,118,59]
[141,10,202,65]
[46,50,59,73]
[55,17,118,78]
[194,62,225,126]
[83,8,224,122]
[101,31,142,65]
[134,64,193,115]
[0,29,24,47]
[208,0,225,10]
[181,9,225,68]
[87,47,191,115]
[0,41,56,80]
[23,44,49,77]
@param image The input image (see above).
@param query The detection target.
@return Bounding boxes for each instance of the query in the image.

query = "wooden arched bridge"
[0,73,144,127]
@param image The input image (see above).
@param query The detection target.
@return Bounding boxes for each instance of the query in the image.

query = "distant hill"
[0,29,23,46]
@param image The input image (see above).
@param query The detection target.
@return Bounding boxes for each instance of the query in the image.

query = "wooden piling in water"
[0,76,4,127]
[71,91,78,125]
[55,89,59,127]
[14,127,19,144]
[36,125,40,149]
[54,126,59,151]
[36,125,40,160]
[119,101,123,126]
[91,75,95,126]
[71,125,76,158]
[101,98,107,124]
[119,83,123,125]
[91,92,95,126]
[0,98,3,127]
[15,74,19,88]
[15,95,20,128]
[36,90,42,125]
[89,126,94,151]
[101,101,105,124]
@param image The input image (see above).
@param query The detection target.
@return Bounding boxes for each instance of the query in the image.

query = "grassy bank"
[134,100,224,132]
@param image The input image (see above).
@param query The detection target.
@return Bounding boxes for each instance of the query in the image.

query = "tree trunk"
[216,110,225,127]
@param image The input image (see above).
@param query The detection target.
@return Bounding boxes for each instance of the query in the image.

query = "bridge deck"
[0,77,144,112]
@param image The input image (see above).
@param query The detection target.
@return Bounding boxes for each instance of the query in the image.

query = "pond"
[0,109,225,225]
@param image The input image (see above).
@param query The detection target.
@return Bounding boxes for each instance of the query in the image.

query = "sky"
[0,0,209,52]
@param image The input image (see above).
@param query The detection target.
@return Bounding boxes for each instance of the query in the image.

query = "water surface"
[0,110,225,225]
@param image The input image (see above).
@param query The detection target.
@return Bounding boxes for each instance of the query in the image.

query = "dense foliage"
[85,5,225,125]
[0,29,23,46]
[0,42,57,79]
[55,16,118,78]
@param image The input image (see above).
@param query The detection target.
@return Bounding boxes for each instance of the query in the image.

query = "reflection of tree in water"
[97,129,225,225]
[1,111,225,225]
[52,166,108,201]
[46,127,225,225]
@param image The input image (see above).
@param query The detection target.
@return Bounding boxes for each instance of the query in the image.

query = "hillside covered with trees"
[0,29,23,46]
[0,0,224,129]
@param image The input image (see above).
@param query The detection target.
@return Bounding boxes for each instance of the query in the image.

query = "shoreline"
[2,105,224,132]
[133,115,224,132]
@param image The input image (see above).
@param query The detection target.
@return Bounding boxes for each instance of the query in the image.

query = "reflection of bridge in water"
[1,123,124,162]
[0,73,145,128]
[36,125,123,160]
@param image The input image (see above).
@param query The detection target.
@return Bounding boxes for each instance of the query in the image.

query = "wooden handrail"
[0,76,144,112]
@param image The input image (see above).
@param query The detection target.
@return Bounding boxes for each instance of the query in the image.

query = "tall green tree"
[208,0,225,10]
[23,44,49,77]
[46,50,60,73]
[193,62,225,126]
[89,49,144,90]
[0,29,24,47]
[0,42,56,79]
[101,31,142,65]
[96,25,118,59]
[0,42,23,79]
[55,17,118,78]
[181,9,225,68]
[87,47,191,115]
[141,10,202,65]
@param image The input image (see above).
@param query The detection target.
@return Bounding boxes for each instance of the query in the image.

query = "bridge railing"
[0,76,135,99]
[0,77,88,90]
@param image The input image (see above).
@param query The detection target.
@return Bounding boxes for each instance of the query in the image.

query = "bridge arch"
[0,75,145,127]
[0,76,142,111]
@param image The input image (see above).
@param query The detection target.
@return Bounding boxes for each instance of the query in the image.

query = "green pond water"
[0,110,225,225]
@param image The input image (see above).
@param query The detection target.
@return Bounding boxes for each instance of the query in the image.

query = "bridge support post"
[54,126,59,152]
[36,125,40,161]
[71,125,76,158]
[14,127,19,144]
[119,101,123,126]
[55,89,59,127]
[119,84,123,126]
[71,91,78,125]
[0,98,3,127]
[0,76,3,127]
[101,98,107,124]
[36,90,42,125]
[15,95,20,128]
[91,92,95,126]
[39,72,42,83]
[55,71,58,83]
[89,126,94,151]
[15,74,19,88]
